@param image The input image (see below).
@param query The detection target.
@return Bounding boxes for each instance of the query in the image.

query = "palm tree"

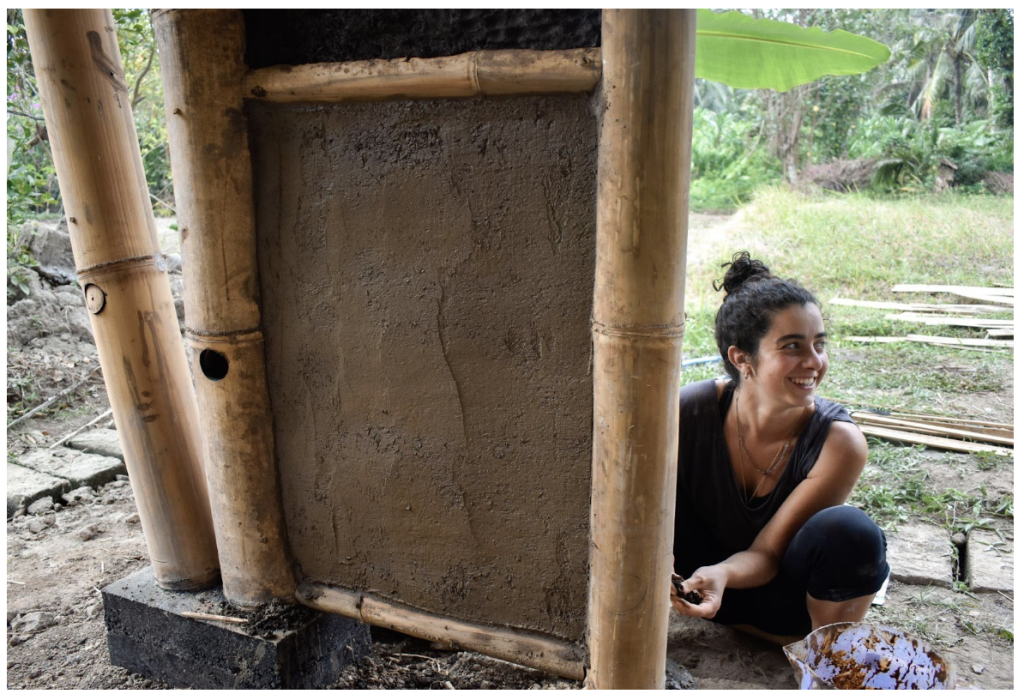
[900,9,985,124]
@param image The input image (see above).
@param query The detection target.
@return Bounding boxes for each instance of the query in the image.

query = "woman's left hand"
[670,566,726,619]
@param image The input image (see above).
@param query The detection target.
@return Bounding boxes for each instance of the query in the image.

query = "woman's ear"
[727,346,752,380]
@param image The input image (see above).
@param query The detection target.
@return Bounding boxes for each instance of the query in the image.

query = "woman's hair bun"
[713,251,771,296]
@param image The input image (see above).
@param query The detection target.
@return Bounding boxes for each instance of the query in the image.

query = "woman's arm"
[672,420,868,618]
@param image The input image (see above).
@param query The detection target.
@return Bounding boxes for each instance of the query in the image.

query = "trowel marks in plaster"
[248,95,597,640]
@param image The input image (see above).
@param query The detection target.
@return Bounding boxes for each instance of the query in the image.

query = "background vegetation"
[7,9,1014,229]
[688,8,1014,211]
[7,9,171,267]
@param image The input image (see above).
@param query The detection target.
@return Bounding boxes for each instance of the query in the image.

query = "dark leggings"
[699,505,890,636]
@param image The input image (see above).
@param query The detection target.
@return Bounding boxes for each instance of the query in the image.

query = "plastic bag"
[783,622,955,690]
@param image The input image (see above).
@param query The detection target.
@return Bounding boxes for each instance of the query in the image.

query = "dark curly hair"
[713,251,820,383]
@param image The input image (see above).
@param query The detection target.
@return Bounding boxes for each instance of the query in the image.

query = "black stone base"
[103,567,371,689]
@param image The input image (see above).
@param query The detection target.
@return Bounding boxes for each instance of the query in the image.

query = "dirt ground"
[5,214,1014,689]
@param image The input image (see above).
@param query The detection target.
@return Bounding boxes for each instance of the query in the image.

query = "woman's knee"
[783,505,889,601]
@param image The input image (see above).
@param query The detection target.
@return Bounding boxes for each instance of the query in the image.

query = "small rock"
[480,681,496,690]
[53,502,63,512]
[972,664,985,675]
[62,486,95,505]
[76,523,103,541]
[115,474,129,482]
[12,611,56,634]
[85,601,103,619]
[27,520,50,534]
[125,513,141,525]
[26,496,54,515]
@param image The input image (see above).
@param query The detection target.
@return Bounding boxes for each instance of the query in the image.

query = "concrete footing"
[102,567,371,689]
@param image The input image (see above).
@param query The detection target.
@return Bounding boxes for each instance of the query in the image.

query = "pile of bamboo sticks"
[833,284,1014,350]
[849,409,1013,456]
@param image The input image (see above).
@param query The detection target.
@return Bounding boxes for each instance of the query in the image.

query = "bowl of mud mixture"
[783,622,956,690]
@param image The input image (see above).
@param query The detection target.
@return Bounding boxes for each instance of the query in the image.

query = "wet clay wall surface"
[247,94,597,640]
[242,9,601,68]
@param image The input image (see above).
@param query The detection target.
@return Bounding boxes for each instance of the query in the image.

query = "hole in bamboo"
[199,349,229,381]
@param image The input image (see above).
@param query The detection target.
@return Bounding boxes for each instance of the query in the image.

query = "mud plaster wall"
[247,94,597,641]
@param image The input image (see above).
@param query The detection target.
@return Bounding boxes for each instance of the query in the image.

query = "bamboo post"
[23,9,219,590]
[151,9,296,607]
[587,9,695,689]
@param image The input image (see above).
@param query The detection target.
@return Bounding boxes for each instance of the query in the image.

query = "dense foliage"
[5,9,1015,226]
[688,8,1014,210]
[6,10,171,235]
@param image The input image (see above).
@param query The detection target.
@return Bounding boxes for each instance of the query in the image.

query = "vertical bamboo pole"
[23,9,219,590]
[587,9,696,689]
[151,9,296,607]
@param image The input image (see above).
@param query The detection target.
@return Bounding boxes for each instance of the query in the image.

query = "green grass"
[682,188,1015,410]
[849,440,1013,533]
[685,187,1013,305]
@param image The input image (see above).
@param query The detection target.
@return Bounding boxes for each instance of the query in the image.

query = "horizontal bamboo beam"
[859,424,1013,456]
[295,581,585,680]
[851,411,1013,447]
[243,48,601,103]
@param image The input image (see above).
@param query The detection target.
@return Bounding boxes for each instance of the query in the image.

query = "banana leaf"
[696,10,891,92]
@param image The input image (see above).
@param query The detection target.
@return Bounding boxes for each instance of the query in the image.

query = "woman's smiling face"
[749,302,828,406]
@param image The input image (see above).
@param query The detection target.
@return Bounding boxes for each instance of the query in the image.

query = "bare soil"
[6,213,1013,689]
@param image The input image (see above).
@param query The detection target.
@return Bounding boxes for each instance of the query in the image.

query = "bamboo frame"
[151,9,296,607]
[295,581,586,680]
[587,9,695,690]
[243,48,601,103]
[23,9,219,590]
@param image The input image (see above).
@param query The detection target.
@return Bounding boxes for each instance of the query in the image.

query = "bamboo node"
[183,327,263,344]
[77,254,163,279]
[591,319,685,339]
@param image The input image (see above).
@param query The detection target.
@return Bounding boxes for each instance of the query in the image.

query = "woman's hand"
[670,566,726,619]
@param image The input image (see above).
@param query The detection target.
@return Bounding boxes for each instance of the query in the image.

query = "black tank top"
[673,379,855,574]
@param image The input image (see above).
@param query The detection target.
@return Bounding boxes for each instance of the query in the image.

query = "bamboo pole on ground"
[295,581,586,680]
[243,48,601,103]
[23,9,219,590]
[151,9,296,607]
[587,9,695,690]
